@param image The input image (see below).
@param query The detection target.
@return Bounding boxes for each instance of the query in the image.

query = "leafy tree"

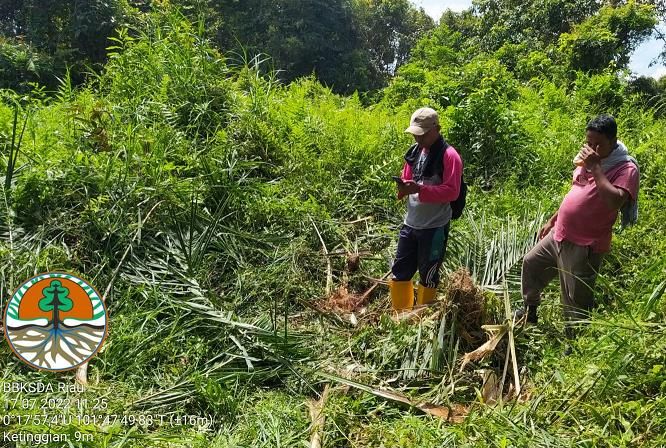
[628,75,660,96]
[628,75,666,115]
[209,0,432,93]
[558,2,657,73]
[658,74,666,90]
[0,0,135,89]
[0,38,60,91]
[352,0,434,81]
[471,0,601,51]
[213,0,365,93]
[38,280,74,329]
[0,0,130,62]
[408,23,472,69]
[645,0,666,65]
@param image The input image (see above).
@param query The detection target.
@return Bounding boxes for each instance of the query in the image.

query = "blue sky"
[410,0,666,79]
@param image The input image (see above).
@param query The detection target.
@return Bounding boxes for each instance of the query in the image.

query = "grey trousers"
[521,230,603,323]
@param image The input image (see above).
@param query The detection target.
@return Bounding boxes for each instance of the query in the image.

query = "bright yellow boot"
[416,284,437,306]
[389,279,414,311]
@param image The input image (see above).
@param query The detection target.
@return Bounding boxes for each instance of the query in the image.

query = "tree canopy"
[0,0,434,94]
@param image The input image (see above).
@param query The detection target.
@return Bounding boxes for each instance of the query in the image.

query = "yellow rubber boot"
[416,284,437,306]
[389,279,414,311]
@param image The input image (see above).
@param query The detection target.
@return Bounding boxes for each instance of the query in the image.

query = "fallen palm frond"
[77,200,165,386]
[446,210,543,292]
[460,324,508,371]
[307,384,330,448]
[346,275,470,385]
[479,369,501,404]
[317,371,468,423]
[443,213,539,400]
[311,217,333,296]
[118,222,315,411]
[391,306,432,323]
[460,284,521,398]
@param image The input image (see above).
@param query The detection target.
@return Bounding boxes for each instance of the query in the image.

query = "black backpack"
[451,177,467,219]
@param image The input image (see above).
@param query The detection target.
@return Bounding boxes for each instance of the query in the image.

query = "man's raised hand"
[398,180,420,197]
[579,144,601,169]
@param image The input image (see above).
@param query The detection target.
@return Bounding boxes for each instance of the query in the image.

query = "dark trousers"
[391,223,450,289]
[522,230,603,323]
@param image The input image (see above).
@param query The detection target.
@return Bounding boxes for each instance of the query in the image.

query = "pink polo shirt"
[554,161,639,253]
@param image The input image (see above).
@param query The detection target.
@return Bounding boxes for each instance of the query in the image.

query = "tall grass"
[0,4,665,447]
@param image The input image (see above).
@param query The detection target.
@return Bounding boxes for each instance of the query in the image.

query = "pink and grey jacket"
[399,137,463,229]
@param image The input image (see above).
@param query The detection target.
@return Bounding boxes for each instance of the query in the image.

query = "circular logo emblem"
[3,272,108,371]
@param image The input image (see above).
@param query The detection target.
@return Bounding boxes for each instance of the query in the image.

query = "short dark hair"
[586,114,617,141]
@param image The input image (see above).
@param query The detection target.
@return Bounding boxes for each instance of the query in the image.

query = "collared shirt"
[554,161,639,253]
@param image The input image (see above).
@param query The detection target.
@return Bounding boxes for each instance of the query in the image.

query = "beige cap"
[405,107,439,135]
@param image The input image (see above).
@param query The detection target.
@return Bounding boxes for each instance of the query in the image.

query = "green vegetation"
[0,0,433,95]
[0,1,665,447]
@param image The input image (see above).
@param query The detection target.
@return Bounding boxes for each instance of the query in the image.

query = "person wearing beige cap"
[390,107,464,312]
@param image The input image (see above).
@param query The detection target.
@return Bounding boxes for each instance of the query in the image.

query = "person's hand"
[397,180,420,197]
[538,220,554,240]
[578,144,601,170]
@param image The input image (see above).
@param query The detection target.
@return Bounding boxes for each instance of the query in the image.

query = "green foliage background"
[0,1,665,447]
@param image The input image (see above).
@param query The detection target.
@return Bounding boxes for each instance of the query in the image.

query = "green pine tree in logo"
[38,280,73,330]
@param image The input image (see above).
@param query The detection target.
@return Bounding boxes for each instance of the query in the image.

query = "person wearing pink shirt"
[515,114,639,340]
[389,107,463,311]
